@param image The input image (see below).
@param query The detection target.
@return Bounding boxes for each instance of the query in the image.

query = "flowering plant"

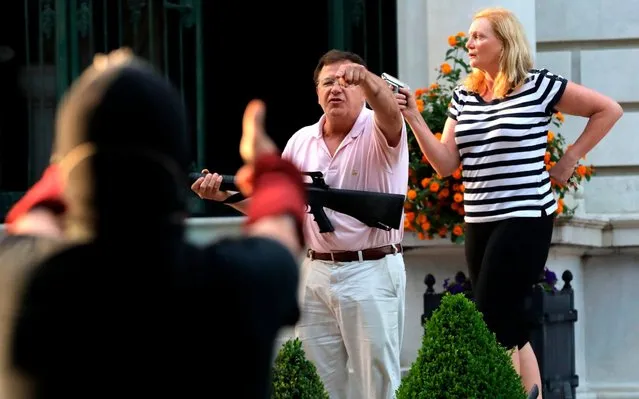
[442,267,559,295]
[537,267,559,292]
[404,32,595,243]
[442,271,472,295]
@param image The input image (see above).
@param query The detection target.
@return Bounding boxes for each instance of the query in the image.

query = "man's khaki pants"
[296,253,406,399]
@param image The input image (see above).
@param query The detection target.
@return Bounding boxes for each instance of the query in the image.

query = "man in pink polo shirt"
[192,49,408,398]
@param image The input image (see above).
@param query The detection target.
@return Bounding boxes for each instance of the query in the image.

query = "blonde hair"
[463,7,533,99]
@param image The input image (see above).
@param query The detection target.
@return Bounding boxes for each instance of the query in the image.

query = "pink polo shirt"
[282,105,409,252]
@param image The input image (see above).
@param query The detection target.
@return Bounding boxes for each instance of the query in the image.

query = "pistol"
[381,72,407,93]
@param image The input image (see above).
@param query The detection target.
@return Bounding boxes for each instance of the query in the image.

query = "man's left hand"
[335,63,369,87]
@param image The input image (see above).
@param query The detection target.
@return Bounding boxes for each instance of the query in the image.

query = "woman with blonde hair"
[395,6,622,397]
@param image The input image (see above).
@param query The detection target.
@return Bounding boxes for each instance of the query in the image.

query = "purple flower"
[448,284,465,294]
[544,268,557,285]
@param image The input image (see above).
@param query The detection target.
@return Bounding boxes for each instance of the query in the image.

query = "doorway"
[200,2,330,216]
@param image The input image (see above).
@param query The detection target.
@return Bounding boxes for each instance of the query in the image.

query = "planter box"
[421,271,579,399]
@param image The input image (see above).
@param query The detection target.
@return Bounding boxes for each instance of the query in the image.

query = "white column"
[397,0,536,89]
[396,0,431,89]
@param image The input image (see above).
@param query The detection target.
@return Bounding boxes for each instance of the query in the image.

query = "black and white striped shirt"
[448,69,567,223]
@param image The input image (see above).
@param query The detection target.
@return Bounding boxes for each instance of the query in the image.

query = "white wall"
[535,0,639,216]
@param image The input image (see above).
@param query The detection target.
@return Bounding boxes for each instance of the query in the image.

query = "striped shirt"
[448,69,567,223]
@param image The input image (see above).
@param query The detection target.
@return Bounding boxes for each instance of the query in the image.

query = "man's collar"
[314,104,369,139]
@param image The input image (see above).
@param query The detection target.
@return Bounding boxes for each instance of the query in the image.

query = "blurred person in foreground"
[0,166,68,398]
[5,49,306,398]
[394,7,622,398]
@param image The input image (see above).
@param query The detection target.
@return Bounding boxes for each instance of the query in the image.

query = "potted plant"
[271,337,329,399]
[403,32,595,243]
[420,268,578,398]
[398,293,528,398]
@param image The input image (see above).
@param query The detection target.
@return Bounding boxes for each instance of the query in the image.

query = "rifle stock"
[313,186,404,231]
[189,171,405,234]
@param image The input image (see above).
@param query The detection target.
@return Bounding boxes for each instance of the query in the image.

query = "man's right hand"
[190,169,232,202]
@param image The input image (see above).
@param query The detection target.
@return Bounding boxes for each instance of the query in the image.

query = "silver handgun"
[381,72,408,93]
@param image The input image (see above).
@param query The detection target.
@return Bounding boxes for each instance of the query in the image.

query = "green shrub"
[396,294,527,399]
[271,337,329,399]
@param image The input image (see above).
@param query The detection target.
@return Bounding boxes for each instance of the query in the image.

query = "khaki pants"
[296,253,406,399]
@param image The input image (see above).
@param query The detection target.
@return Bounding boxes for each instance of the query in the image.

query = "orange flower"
[547,131,554,142]
[555,112,565,122]
[456,31,466,37]
[415,88,426,97]
[429,181,440,192]
[452,168,462,180]
[407,189,417,200]
[438,226,448,238]
[405,212,415,222]
[447,35,457,46]
[544,151,551,164]
[417,232,426,240]
[438,188,450,199]
[557,198,564,214]
[421,177,431,188]
[440,63,452,75]
[576,165,587,176]
[416,99,425,112]
[434,132,442,141]
[452,225,463,236]
[454,192,463,203]
[421,221,431,231]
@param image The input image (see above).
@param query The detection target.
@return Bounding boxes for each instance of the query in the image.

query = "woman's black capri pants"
[464,210,555,350]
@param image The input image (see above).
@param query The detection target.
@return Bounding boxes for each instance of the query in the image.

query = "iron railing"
[1,0,205,219]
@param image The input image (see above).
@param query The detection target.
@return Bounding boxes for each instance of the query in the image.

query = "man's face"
[316,61,366,120]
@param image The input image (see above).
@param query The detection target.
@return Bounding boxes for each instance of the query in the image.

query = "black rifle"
[189,171,406,234]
